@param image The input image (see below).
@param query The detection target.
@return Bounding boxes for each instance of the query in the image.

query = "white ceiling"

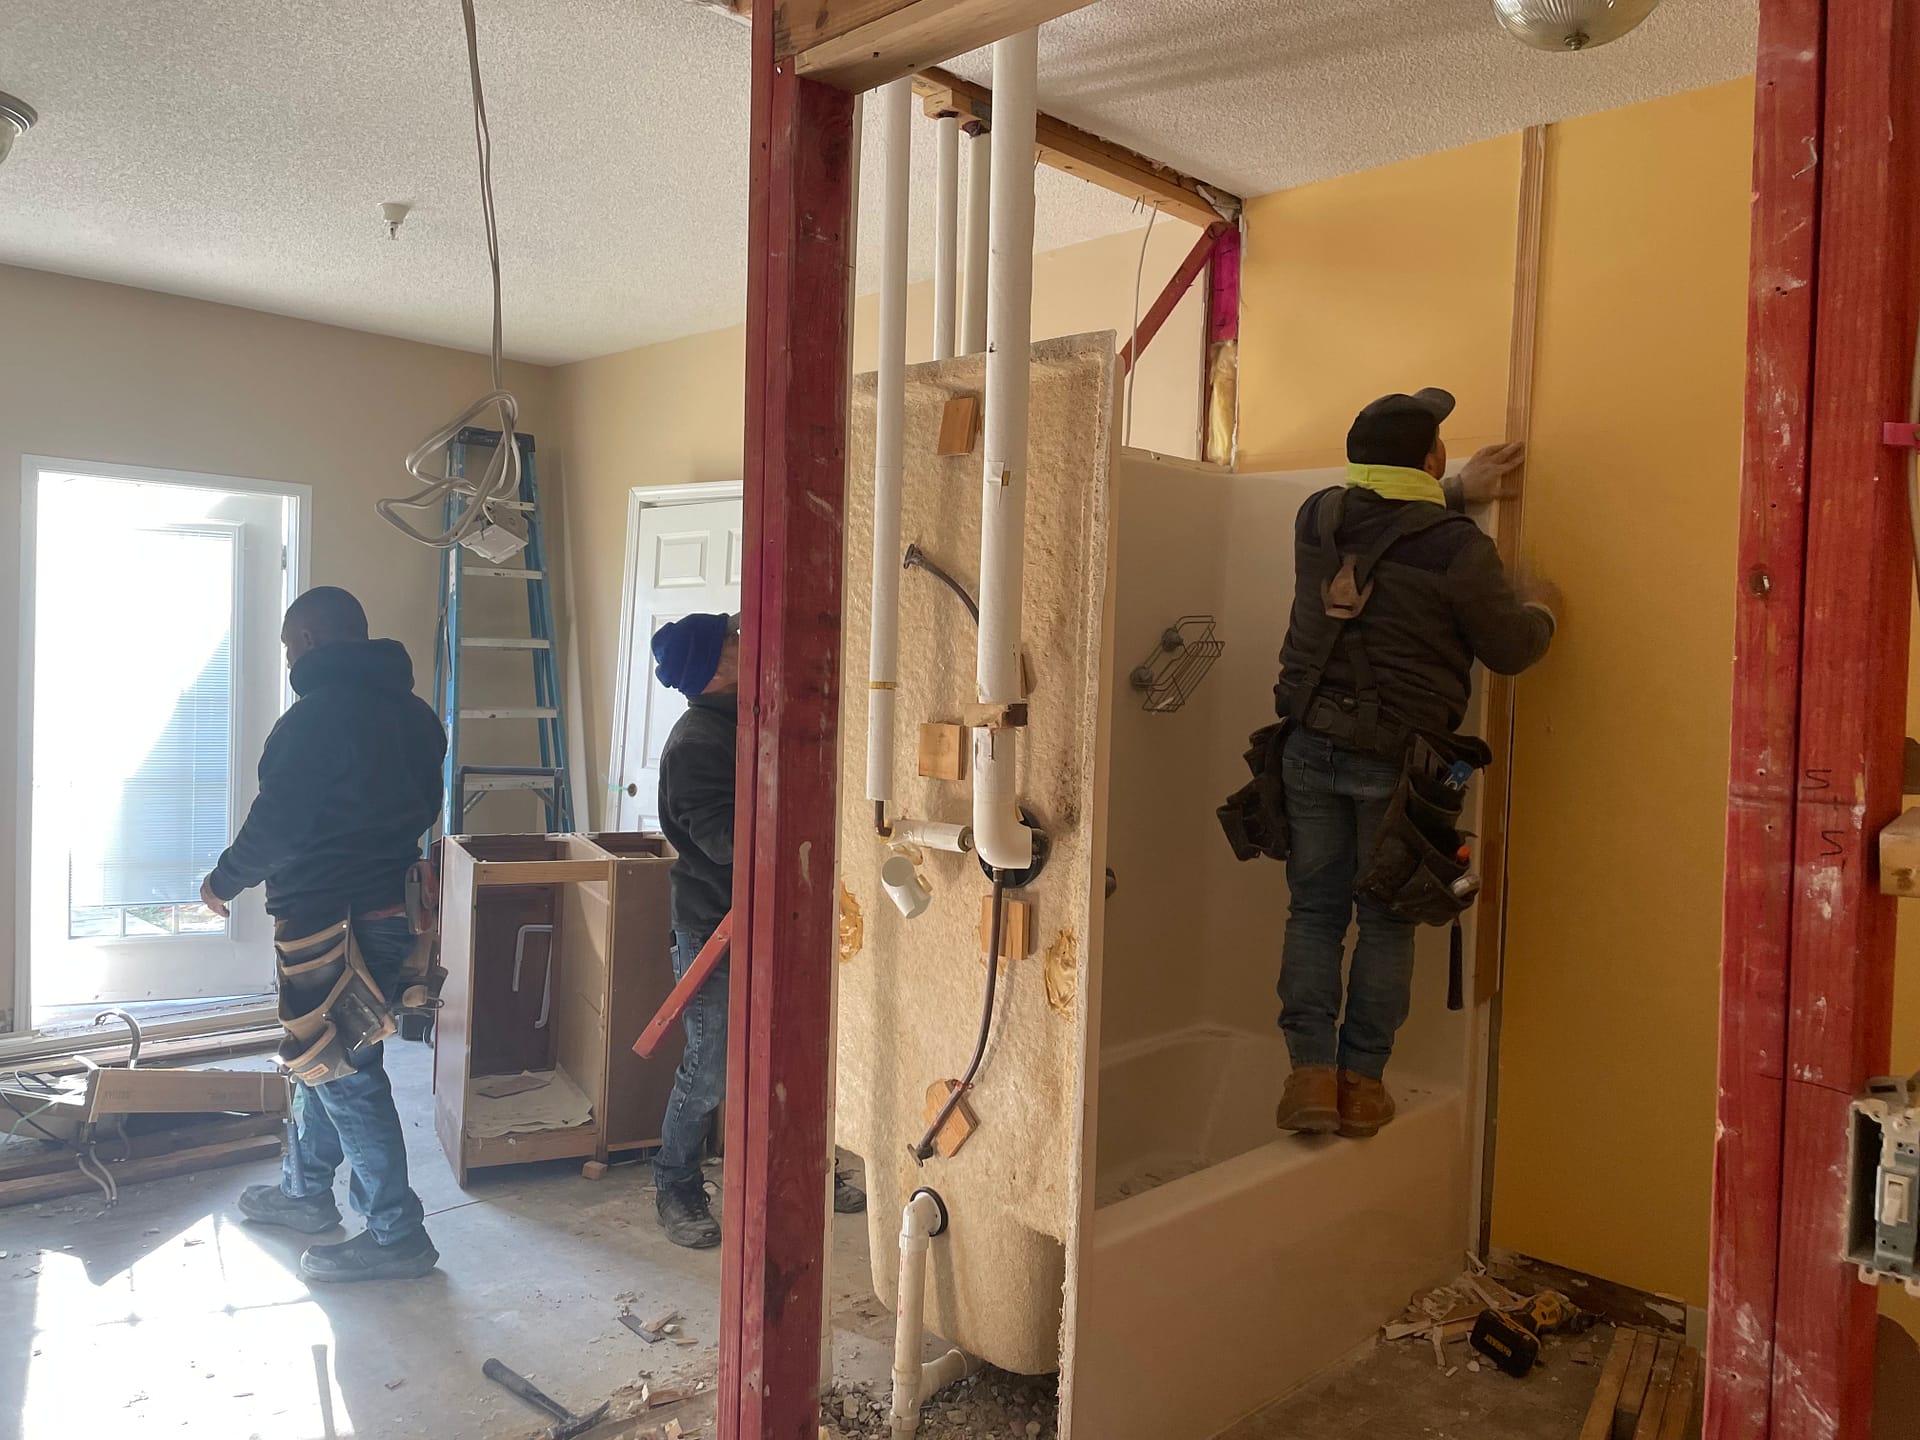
[0,0,1756,366]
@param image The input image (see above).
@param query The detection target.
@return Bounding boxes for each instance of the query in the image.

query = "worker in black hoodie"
[201,586,446,1283]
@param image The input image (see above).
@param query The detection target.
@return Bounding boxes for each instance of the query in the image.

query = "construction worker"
[649,612,865,1249]
[1271,390,1558,1139]
[201,586,446,1282]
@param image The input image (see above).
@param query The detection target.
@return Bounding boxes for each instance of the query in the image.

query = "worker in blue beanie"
[648,614,865,1246]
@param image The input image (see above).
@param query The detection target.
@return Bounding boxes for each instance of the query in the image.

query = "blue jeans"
[1278,728,1418,1080]
[653,928,729,1192]
[281,913,426,1244]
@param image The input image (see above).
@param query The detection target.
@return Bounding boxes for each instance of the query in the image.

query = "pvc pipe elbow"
[881,855,933,921]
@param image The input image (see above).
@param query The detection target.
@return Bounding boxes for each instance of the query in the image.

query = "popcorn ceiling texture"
[0,0,1755,362]
[836,334,1114,1375]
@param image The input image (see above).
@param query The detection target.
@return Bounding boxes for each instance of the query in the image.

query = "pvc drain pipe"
[890,818,972,854]
[933,113,959,362]
[889,1188,976,1439]
[868,76,912,828]
[970,29,1039,874]
[961,128,990,355]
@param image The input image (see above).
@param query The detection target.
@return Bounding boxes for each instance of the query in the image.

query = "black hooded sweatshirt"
[208,638,446,923]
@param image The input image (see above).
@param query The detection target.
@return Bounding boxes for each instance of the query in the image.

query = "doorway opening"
[16,458,309,1033]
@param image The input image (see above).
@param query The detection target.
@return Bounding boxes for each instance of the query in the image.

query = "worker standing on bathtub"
[1270,389,1558,1138]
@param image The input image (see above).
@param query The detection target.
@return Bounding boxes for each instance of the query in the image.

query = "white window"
[17,459,309,1026]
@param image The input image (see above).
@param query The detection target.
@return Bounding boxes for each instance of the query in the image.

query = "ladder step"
[460,706,560,720]
[461,637,552,650]
[464,566,546,580]
[461,773,557,792]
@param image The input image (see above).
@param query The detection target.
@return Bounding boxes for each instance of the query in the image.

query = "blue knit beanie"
[652,613,732,697]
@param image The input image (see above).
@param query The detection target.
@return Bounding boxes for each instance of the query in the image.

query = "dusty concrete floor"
[3,1038,1610,1440]
[0,1039,915,1440]
[1217,1326,1606,1440]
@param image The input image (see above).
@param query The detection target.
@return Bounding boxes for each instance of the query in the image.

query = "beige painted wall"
[0,264,555,1022]
[552,222,1207,828]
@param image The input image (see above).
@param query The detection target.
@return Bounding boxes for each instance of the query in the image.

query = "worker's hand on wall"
[1457,441,1527,505]
[1518,574,1564,630]
[199,875,231,920]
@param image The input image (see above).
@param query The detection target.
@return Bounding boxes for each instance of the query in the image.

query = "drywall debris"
[838,884,864,963]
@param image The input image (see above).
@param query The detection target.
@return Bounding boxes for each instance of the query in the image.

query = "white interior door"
[613,494,744,830]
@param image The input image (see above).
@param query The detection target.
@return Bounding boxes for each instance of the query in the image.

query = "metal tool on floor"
[434,427,575,836]
[481,1358,609,1440]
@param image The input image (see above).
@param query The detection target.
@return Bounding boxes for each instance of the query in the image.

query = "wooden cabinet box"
[433,832,679,1185]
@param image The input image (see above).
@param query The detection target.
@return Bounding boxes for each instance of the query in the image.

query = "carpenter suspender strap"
[1290,489,1453,749]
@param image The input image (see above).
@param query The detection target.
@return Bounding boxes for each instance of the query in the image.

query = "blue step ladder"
[433,427,575,836]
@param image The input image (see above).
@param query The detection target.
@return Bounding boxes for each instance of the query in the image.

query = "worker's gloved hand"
[1457,441,1527,505]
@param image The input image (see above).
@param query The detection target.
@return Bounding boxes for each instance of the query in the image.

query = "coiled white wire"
[377,0,521,549]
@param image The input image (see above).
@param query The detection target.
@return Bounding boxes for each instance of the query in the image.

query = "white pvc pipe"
[889,1190,948,1440]
[971,31,1039,875]
[868,78,912,816]
[961,128,991,355]
[933,115,959,362]
[881,854,933,920]
[890,818,972,854]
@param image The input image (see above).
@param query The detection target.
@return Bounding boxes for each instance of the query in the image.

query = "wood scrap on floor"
[1578,1327,1702,1440]
[1379,1255,1591,1376]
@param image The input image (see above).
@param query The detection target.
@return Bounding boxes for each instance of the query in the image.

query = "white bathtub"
[1073,1024,1471,1439]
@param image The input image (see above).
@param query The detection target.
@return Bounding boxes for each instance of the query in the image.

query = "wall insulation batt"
[836,333,1115,1375]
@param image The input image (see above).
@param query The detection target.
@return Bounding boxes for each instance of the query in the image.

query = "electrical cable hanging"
[377,0,523,552]
[912,876,1007,1164]
[1124,201,1160,447]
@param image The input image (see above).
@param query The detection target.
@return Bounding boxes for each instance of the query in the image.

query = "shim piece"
[922,1079,977,1159]
[937,394,981,455]
[980,895,1032,964]
[918,721,966,781]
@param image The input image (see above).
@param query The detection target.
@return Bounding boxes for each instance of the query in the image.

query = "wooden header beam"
[783,0,1096,91]
[913,66,1238,227]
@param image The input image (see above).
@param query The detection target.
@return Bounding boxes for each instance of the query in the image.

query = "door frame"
[606,481,745,832]
[11,454,312,1041]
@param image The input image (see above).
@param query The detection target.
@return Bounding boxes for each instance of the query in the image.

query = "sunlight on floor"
[20,1214,357,1439]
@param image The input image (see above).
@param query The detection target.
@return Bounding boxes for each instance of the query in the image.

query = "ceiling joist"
[913,67,1240,228]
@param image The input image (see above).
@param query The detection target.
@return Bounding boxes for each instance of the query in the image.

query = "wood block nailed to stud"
[980,895,1031,966]
[917,722,965,781]
[923,1080,977,1158]
[937,394,980,455]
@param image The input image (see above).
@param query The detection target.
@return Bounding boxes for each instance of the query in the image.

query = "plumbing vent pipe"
[933,114,960,362]
[881,854,933,920]
[868,77,912,826]
[961,129,991,355]
[970,29,1039,875]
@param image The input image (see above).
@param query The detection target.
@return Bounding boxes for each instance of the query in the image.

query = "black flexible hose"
[912,874,1005,1164]
[903,544,980,625]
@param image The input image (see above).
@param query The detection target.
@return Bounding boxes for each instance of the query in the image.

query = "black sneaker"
[237,1183,342,1235]
[657,1182,721,1249]
[299,1227,439,1283]
[833,1170,867,1214]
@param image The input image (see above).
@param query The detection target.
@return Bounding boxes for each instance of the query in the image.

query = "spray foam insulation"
[837,333,1116,1375]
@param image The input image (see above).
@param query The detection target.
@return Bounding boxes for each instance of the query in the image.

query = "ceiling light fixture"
[0,91,37,169]
[1491,0,1662,51]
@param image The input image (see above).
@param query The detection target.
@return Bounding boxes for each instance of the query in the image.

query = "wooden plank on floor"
[1634,1337,1683,1440]
[1614,1332,1661,1440]
[1581,1329,1640,1440]
[83,1067,289,1121]
[1659,1348,1704,1440]
[0,1133,282,1209]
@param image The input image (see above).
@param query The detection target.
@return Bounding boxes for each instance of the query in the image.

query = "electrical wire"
[912,876,1006,1164]
[377,0,522,550]
[1124,201,1160,448]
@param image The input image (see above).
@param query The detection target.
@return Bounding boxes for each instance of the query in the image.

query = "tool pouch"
[273,919,397,1086]
[1218,719,1292,862]
[1354,734,1493,927]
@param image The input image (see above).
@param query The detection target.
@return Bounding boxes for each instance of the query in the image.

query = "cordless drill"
[1469,1290,1588,1377]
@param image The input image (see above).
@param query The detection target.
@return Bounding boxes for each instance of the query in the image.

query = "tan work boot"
[1338,1070,1396,1138]
[1276,1066,1339,1134]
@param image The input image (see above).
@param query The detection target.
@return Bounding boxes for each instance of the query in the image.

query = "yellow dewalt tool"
[1470,1289,1588,1377]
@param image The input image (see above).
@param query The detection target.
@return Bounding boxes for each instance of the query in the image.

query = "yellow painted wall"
[1238,134,1522,474]
[552,221,1206,825]
[1494,80,1753,1306]
[1238,80,1775,1314]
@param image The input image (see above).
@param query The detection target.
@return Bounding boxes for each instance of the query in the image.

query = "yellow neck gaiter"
[1345,462,1445,505]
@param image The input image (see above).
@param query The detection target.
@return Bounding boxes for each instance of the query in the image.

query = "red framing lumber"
[1712,1,1920,1436]
[1119,220,1229,375]
[1706,0,1823,1431]
[719,9,854,1437]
